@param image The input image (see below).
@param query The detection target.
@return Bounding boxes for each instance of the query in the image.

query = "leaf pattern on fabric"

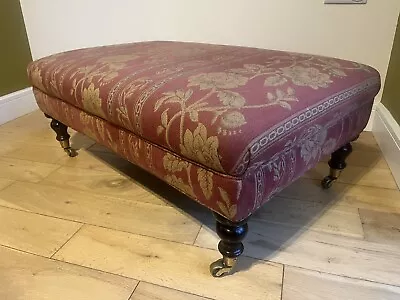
[157,126,164,136]
[79,112,97,140]
[106,129,119,153]
[33,76,376,222]
[266,88,299,110]
[30,67,46,91]
[82,83,106,118]
[163,153,189,172]
[165,174,195,198]
[97,54,139,65]
[330,69,347,78]
[220,111,247,129]
[217,187,237,219]
[189,110,199,122]
[281,66,333,90]
[180,123,224,172]
[218,91,246,108]
[95,119,105,141]
[300,127,328,164]
[264,75,288,87]
[155,89,193,111]
[322,138,337,155]
[161,109,169,127]
[197,169,213,200]
[231,64,273,75]
[188,72,248,90]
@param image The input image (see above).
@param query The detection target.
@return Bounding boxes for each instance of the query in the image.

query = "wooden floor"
[0,111,400,300]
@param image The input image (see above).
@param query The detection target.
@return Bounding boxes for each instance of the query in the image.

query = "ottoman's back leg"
[321,143,353,189]
[210,213,249,277]
[45,114,77,157]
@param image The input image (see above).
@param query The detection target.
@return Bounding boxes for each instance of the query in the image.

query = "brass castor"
[60,140,77,157]
[321,176,335,189]
[322,143,353,190]
[210,257,237,278]
[49,117,78,158]
[64,147,78,157]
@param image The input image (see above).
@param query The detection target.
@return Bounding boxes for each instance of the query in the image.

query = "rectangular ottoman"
[27,41,380,277]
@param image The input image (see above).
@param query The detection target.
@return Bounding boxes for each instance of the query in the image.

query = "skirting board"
[372,103,400,189]
[0,88,38,126]
[364,105,376,131]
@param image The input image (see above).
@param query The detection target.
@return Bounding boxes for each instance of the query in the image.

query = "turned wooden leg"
[45,114,77,157]
[210,213,249,277]
[321,142,353,189]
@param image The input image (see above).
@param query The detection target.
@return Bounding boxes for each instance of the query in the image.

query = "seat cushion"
[28,41,380,177]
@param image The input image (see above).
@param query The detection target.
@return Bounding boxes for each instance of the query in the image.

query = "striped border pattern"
[232,77,380,175]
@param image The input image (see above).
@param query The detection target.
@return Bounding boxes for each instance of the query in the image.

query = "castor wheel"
[321,176,335,189]
[64,147,77,157]
[210,258,234,278]
[210,256,238,277]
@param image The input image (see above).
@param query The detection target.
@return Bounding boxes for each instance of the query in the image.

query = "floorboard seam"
[192,225,203,245]
[126,281,140,300]
[50,224,85,259]
[0,244,140,282]
[280,264,285,300]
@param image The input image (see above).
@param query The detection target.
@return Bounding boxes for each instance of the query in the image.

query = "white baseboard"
[0,88,38,126]
[364,105,376,131]
[372,103,400,189]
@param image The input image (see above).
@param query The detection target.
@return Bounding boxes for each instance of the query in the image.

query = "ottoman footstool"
[27,41,381,277]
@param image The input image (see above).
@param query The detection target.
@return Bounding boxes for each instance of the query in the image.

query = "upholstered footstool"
[28,42,380,277]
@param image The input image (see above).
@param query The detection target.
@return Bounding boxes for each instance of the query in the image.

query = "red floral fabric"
[29,42,381,221]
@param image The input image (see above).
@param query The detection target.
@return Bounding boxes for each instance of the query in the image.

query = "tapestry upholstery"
[29,42,381,221]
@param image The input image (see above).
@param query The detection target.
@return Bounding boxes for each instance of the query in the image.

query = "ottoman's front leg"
[210,213,249,277]
[321,142,353,189]
[45,114,77,157]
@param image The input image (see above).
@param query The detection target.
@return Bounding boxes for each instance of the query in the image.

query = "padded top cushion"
[28,41,380,176]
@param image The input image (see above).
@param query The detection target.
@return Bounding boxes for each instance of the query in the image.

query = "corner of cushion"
[230,148,253,178]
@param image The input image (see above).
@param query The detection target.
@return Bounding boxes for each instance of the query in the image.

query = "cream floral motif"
[95,119,105,141]
[231,64,273,75]
[79,112,97,140]
[197,169,213,200]
[155,89,193,111]
[281,66,333,90]
[165,174,195,198]
[322,138,337,155]
[268,159,286,182]
[97,54,139,65]
[180,123,224,172]
[82,83,106,118]
[31,67,46,91]
[130,137,140,159]
[316,58,341,68]
[220,111,246,129]
[151,52,372,172]
[163,153,189,172]
[300,127,328,164]
[218,91,246,108]
[330,68,347,78]
[264,75,288,87]
[217,187,237,219]
[188,72,248,90]
[266,88,298,110]
[106,129,119,153]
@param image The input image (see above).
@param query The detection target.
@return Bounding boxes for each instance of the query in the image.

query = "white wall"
[20,0,400,102]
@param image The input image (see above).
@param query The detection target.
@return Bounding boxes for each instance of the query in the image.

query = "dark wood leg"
[46,114,77,157]
[321,142,353,189]
[210,213,249,277]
